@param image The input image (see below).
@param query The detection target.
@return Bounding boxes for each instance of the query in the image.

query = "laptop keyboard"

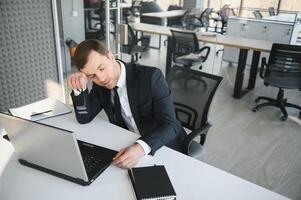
[83,155,103,174]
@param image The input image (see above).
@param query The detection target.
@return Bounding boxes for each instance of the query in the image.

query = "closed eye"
[87,65,104,79]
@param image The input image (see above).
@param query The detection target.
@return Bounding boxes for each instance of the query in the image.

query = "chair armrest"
[182,122,211,155]
[198,46,211,62]
[260,57,267,79]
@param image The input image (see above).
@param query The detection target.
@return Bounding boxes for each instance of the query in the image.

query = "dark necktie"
[112,87,127,129]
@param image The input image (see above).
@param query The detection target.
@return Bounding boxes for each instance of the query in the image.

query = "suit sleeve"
[71,84,103,124]
[139,69,182,155]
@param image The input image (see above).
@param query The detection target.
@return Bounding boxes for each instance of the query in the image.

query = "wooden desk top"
[130,23,273,52]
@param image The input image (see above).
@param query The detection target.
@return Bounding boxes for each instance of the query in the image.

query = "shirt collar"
[116,60,126,89]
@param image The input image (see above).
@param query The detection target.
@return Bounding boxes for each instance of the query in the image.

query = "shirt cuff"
[136,139,151,155]
[73,89,86,96]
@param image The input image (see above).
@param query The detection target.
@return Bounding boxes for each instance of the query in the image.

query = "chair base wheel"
[280,115,287,121]
[252,107,258,112]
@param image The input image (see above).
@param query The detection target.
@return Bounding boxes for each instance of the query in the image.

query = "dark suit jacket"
[71,62,185,155]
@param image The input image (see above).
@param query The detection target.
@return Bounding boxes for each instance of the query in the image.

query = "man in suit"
[68,39,185,169]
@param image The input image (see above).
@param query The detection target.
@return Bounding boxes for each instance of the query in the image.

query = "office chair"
[122,24,150,63]
[166,66,223,159]
[171,29,210,70]
[180,9,197,30]
[215,5,236,55]
[253,10,263,19]
[252,43,301,121]
[216,4,236,34]
[268,7,276,16]
[192,8,214,31]
[128,1,141,18]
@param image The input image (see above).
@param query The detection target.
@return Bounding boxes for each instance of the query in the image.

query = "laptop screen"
[0,112,88,181]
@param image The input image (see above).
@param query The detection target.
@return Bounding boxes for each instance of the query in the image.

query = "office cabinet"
[267,23,293,44]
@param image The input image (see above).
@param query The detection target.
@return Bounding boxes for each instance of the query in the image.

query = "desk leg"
[165,36,173,76]
[247,51,260,90]
[233,49,248,99]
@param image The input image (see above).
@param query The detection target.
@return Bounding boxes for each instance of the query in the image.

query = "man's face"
[80,50,120,90]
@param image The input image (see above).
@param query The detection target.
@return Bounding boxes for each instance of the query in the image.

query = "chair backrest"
[264,43,301,90]
[181,9,195,30]
[253,10,263,19]
[268,7,276,16]
[170,29,199,62]
[200,8,213,28]
[166,66,223,130]
[131,0,142,16]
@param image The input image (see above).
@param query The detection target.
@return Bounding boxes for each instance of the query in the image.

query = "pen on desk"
[30,110,53,117]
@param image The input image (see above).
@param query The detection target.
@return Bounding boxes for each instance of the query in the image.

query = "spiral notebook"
[128,165,176,200]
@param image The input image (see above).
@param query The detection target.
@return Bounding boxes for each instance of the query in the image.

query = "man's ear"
[106,51,115,61]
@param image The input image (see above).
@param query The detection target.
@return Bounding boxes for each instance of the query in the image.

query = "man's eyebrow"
[87,65,102,76]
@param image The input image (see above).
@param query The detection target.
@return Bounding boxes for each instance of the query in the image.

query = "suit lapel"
[103,88,114,122]
[125,63,140,127]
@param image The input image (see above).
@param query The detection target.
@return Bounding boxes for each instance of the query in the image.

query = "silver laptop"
[0,112,117,186]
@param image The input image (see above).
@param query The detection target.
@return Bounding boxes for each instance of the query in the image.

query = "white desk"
[0,114,289,200]
[130,22,272,99]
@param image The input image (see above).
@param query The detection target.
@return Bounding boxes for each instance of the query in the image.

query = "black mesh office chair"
[268,7,276,16]
[192,8,214,31]
[122,24,150,63]
[171,29,210,70]
[253,10,263,19]
[167,66,223,159]
[181,9,197,30]
[252,43,301,121]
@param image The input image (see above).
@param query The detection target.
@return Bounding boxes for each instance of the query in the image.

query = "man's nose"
[96,73,106,83]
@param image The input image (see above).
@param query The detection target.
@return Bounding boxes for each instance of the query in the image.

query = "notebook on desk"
[0,112,117,186]
[8,98,72,121]
[128,165,176,200]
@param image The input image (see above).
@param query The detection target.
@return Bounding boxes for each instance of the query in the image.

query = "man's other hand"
[112,143,145,169]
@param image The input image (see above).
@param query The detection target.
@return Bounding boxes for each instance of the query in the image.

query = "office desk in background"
[142,10,186,26]
[130,23,273,99]
[0,113,289,200]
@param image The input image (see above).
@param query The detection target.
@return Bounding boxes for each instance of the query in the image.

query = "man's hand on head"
[112,143,145,169]
[67,72,88,90]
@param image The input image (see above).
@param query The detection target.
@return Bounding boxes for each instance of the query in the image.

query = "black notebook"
[128,165,176,200]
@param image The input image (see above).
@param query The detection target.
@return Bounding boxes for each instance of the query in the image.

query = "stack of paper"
[8,98,72,121]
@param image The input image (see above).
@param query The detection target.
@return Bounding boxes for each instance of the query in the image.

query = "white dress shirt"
[73,61,151,155]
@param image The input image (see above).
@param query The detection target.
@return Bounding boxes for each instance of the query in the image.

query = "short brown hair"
[73,39,108,70]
